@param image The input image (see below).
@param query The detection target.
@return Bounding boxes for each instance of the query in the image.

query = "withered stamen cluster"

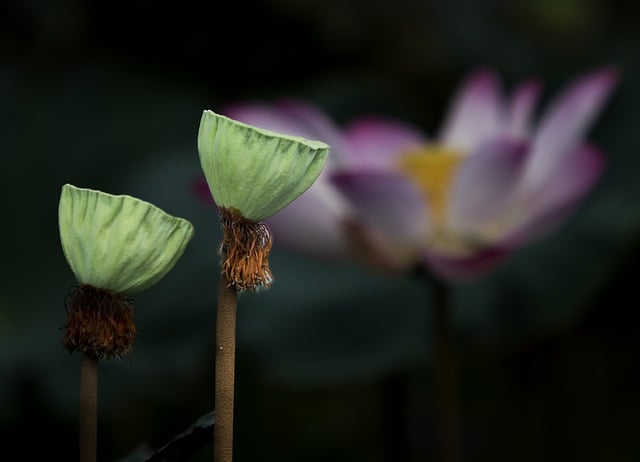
[219,207,273,291]
[62,285,136,360]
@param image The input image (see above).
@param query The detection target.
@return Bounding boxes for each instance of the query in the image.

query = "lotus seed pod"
[58,184,194,358]
[59,183,194,295]
[197,109,329,222]
[197,109,329,292]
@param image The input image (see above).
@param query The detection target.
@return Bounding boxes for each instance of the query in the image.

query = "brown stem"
[432,278,459,462]
[214,273,238,462]
[79,353,98,462]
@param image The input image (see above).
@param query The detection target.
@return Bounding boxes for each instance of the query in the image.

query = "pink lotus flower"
[193,67,618,282]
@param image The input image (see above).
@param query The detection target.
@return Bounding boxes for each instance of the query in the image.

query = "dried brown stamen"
[219,207,273,292]
[62,285,136,360]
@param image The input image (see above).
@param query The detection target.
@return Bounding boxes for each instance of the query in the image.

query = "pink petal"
[523,67,618,191]
[428,143,604,280]
[424,245,511,283]
[265,182,353,261]
[514,143,604,242]
[507,79,542,139]
[344,117,426,169]
[438,69,504,152]
[331,171,430,271]
[191,176,215,206]
[448,139,530,235]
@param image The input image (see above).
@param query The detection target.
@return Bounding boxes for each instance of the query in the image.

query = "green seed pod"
[58,184,194,359]
[59,183,194,295]
[197,109,329,222]
[197,109,329,292]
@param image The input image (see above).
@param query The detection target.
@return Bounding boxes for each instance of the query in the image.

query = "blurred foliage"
[2,0,640,461]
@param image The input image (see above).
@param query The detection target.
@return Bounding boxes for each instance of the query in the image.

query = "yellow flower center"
[397,144,527,256]
[396,145,475,254]
[397,145,461,227]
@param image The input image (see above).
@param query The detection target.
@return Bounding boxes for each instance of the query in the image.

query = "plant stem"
[79,353,98,462]
[214,274,238,462]
[432,277,459,462]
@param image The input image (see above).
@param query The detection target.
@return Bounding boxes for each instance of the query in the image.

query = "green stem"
[79,353,98,462]
[432,277,459,462]
[214,274,238,462]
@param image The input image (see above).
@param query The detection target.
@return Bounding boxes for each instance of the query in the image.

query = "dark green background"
[2,0,639,460]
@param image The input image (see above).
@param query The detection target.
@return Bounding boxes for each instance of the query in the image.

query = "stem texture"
[214,274,238,462]
[79,353,98,462]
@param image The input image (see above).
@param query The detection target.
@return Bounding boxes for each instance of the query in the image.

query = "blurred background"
[1,0,639,460]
